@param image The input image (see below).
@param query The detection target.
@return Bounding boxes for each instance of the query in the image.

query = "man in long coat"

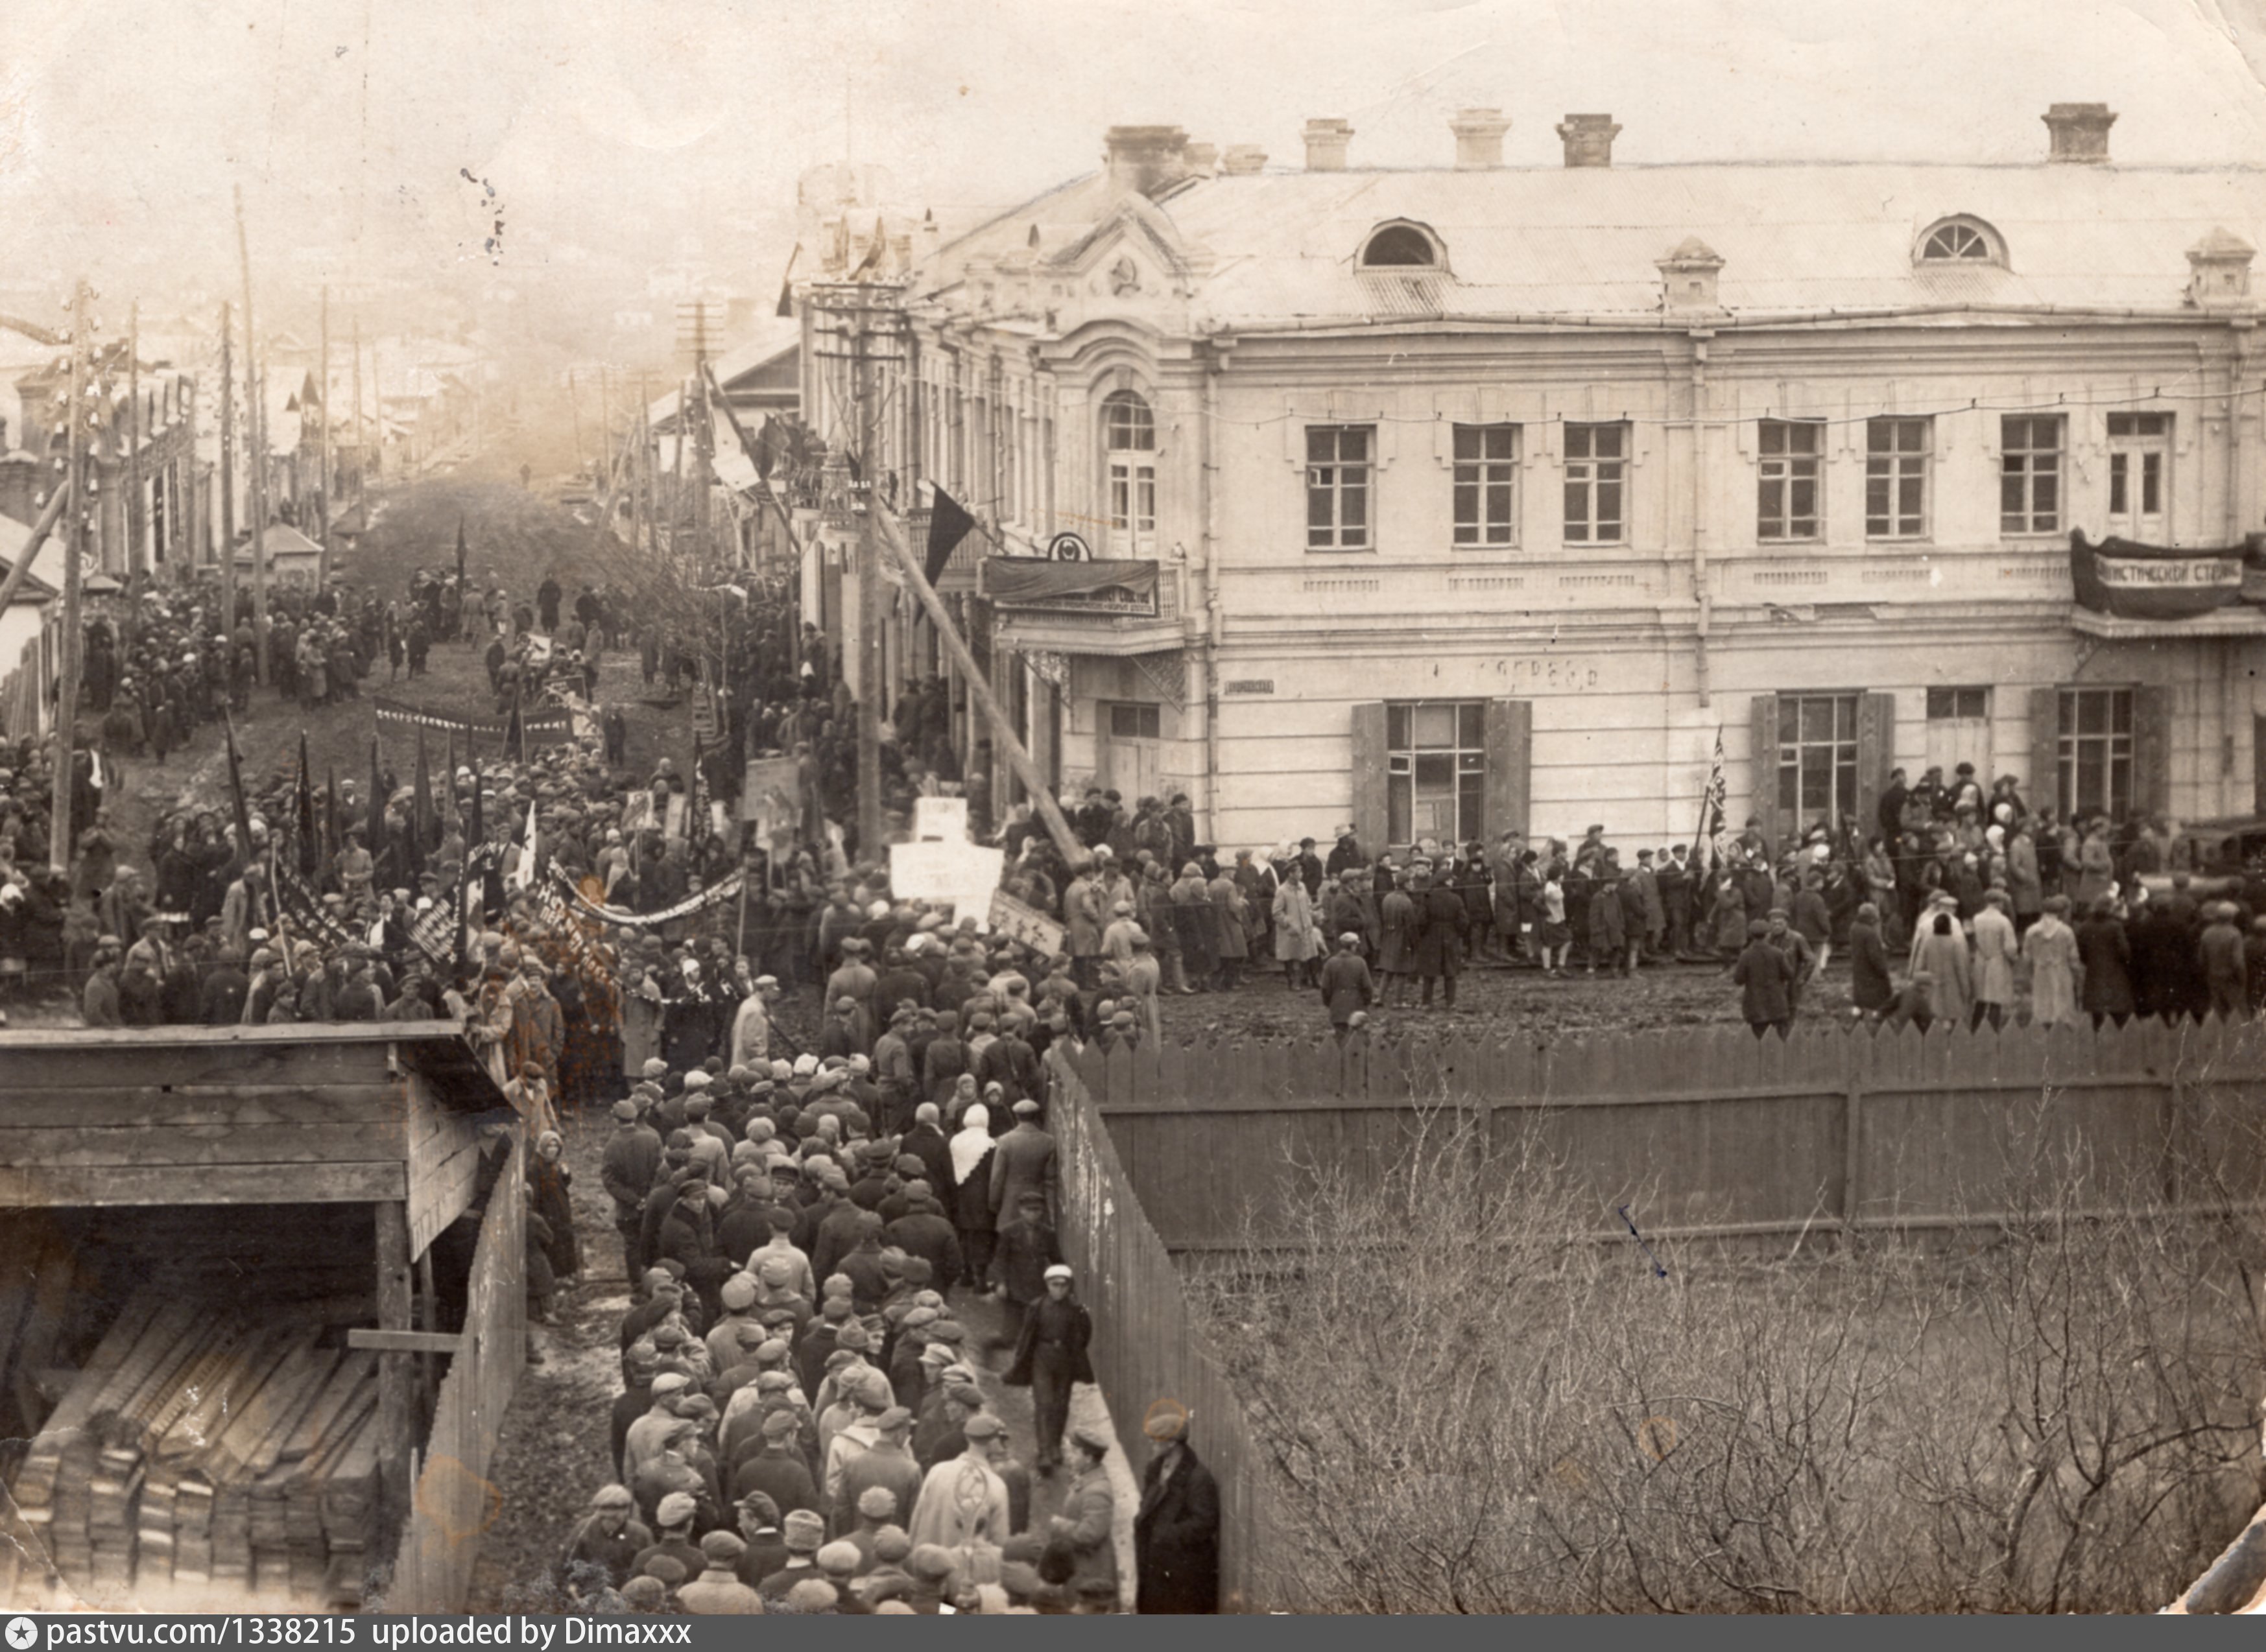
[1136,1415,1221,1614]
[1409,868,1468,1010]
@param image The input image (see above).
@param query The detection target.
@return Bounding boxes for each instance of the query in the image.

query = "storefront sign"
[1224,679,1276,696]
[983,555,1161,617]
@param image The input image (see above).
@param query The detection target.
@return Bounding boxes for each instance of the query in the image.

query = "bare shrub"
[1195,1094,2265,1614]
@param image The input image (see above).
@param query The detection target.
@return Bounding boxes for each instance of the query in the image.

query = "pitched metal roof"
[930,161,2266,329]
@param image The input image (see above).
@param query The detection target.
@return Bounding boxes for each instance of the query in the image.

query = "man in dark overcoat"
[1135,1411,1221,1614]
[1409,867,1469,1010]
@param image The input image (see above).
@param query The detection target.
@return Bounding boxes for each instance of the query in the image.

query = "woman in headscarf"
[1914,910,1974,1026]
[529,1129,580,1286]
[946,1070,981,1129]
[949,1102,997,1291]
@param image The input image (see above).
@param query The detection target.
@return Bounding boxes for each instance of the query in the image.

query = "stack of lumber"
[5,1290,383,1609]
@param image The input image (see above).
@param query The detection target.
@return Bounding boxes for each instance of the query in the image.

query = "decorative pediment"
[1046,193,1215,290]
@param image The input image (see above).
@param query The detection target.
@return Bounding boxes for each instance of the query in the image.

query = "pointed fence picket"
[1080,1015,2266,1252]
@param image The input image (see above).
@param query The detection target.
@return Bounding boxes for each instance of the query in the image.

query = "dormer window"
[1917,217,2005,267]
[1360,222,1442,270]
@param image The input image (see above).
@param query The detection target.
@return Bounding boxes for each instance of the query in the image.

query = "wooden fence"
[1048,1050,1300,1613]
[384,1133,526,1613]
[1075,1016,2266,1253]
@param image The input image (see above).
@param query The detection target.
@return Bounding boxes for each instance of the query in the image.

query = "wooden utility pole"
[567,369,583,480]
[852,308,883,858]
[352,313,364,513]
[219,301,235,626]
[126,301,143,604]
[318,285,331,584]
[235,185,268,681]
[50,281,89,876]
[870,503,1088,870]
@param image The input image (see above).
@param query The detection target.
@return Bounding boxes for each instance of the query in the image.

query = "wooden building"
[0,1024,525,1614]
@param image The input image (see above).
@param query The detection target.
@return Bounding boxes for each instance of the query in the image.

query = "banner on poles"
[374,695,575,742]
[549,864,745,929]
[987,890,1064,955]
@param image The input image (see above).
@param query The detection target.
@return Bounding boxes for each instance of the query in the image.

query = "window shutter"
[2028,687,2060,816]
[1855,692,1897,838]
[1750,694,1780,851]
[1483,699,1533,841]
[1351,702,1389,853]
[2134,684,2173,818]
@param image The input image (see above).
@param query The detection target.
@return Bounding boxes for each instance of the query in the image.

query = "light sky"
[4,0,2265,344]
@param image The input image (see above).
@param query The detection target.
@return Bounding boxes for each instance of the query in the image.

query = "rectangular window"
[2000,415,2064,535]
[2058,687,2134,821]
[1108,702,1162,740]
[2105,412,2171,539]
[1776,692,1861,827]
[1386,701,1486,845]
[1306,425,1373,551]
[1757,420,1822,541]
[1865,418,1930,539]
[1451,423,1518,547]
[1925,686,1988,721]
[1562,423,1626,545]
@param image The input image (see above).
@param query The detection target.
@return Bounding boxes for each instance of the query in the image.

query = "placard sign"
[889,838,1004,930]
[913,795,970,841]
[988,890,1066,955]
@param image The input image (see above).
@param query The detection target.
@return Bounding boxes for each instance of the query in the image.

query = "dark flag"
[367,738,388,864]
[222,713,254,874]
[412,731,434,873]
[325,765,342,873]
[295,732,318,880]
[444,729,459,836]
[775,244,800,319]
[925,487,977,585]
[455,516,468,591]
[504,689,524,762]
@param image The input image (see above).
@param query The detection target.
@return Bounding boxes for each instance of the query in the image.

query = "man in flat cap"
[677,1529,764,1614]
[989,1096,1059,1236]
[1047,1422,1121,1603]
[908,1410,1012,1560]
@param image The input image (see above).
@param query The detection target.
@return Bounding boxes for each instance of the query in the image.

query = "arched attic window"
[1359,222,1443,269]
[1916,216,2006,268]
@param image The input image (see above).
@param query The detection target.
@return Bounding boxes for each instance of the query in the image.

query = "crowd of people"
[21,526,2266,1616]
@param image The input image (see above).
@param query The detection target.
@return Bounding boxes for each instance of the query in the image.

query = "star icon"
[7,1616,40,1651]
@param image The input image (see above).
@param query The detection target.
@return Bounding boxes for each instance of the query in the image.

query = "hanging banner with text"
[549,864,745,930]
[988,889,1065,955]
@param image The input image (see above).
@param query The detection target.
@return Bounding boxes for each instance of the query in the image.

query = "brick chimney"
[2043,102,2116,163]
[1557,113,1621,168]
[1103,125,1191,198]
[1302,118,1354,171]
[1449,108,1510,169]
[1220,144,1267,176]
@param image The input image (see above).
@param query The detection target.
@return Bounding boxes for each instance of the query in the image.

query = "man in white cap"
[731,973,781,1072]
[1006,1263,1094,1472]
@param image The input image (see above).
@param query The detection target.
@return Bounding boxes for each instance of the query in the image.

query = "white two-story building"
[802,102,2266,855]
